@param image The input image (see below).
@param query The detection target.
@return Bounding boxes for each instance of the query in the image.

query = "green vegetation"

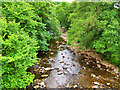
[1,1,120,89]
[55,2,70,30]
[65,2,120,66]
[2,2,60,88]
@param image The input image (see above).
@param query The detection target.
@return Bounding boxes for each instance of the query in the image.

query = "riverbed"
[27,36,120,89]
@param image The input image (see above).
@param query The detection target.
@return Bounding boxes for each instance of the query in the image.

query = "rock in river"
[41,74,49,78]
[34,85,40,89]
[93,82,100,85]
[44,67,54,71]
[106,83,110,86]
[57,71,63,75]
[60,60,64,63]
[92,85,99,88]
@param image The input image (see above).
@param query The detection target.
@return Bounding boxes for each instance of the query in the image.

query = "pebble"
[97,64,101,68]
[34,85,40,89]
[73,64,75,66]
[83,67,86,70]
[44,67,54,71]
[57,71,63,75]
[60,60,64,63]
[56,41,59,44]
[41,75,48,78]
[106,83,110,86]
[92,85,99,88]
[86,62,89,65]
[91,74,96,78]
[96,60,100,63]
[64,71,68,75]
[63,66,67,69]
[73,85,78,88]
[62,56,65,58]
[50,52,54,55]
[93,82,100,85]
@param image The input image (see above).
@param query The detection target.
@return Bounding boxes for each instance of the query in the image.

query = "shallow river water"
[27,37,120,89]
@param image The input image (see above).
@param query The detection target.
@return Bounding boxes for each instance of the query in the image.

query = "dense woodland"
[1,1,120,88]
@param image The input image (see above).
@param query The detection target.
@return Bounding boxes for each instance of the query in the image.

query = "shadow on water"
[27,37,120,89]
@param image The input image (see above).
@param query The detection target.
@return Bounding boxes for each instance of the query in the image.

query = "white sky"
[52,0,74,3]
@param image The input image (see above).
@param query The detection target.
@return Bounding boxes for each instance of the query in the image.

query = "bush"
[67,2,120,66]
[2,2,61,88]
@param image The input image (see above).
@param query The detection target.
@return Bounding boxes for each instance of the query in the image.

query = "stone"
[34,79,41,83]
[44,67,54,71]
[56,41,59,44]
[67,46,71,50]
[96,60,100,63]
[93,82,100,85]
[73,64,75,66]
[60,60,64,63]
[83,67,86,70]
[63,66,67,69]
[97,64,101,68]
[50,52,54,55]
[64,71,68,75]
[62,42,66,45]
[62,56,65,58]
[51,59,55,63]
[34,85,40,89]
[86,62,89,65]
[57,71,63,75]
[92,85,99,88]
[73,53,75,55]
[106,83,110,86]
[79,71,82,74]
[41,75,48,78]
[73,85,78,88]
[91,74,96,78]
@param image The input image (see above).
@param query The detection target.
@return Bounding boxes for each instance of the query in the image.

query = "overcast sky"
[52,0,74,3]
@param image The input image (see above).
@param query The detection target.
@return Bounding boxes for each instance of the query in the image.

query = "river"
[27,36,120,89]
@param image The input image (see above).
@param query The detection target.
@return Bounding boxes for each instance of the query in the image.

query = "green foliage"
[2,2,60,88]
[55,2,70,30]
[67,2,120,66]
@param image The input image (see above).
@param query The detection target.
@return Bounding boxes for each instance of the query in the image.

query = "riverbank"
[61,31,120,75]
